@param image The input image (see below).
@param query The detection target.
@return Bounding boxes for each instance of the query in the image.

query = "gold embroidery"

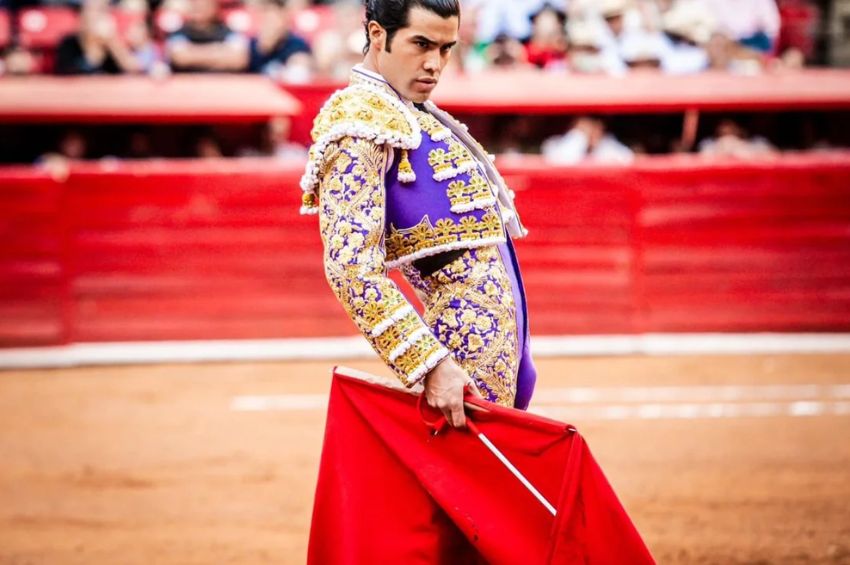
[319,135,449,385]
[415,246,520,407]
[311,87,415,144]
[414,109,451,141]
[428,148,453,177]
[445,170,495,212]
[385,212,505,266]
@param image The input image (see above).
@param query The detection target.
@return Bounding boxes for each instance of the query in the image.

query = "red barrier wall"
[2,153,849,346]
[0,168,67,346]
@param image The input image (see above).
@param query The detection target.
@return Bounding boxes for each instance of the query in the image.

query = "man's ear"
[368,20,386,51]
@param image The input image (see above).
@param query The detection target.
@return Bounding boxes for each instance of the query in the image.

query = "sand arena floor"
[1,354,849,564]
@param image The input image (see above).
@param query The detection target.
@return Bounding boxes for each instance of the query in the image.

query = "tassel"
[300,191,319,214]
[398,149,416,184]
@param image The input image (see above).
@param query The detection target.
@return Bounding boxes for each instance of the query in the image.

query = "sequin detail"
[403,246,520,407]
[319,136,449,385]
[385,213,505,269]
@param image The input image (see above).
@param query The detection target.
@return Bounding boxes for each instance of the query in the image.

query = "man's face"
[372,6,459,103]
[604,14,624,37]
[188,0,218,27]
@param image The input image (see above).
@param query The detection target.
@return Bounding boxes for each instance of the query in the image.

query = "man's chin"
[409,92,431,104]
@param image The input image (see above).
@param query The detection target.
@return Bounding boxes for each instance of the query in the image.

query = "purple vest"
[382,105,507,269]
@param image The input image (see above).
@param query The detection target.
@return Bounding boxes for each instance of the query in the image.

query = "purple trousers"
[498,238,537,410]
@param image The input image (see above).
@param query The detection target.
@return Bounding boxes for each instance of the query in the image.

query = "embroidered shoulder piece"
[299,84,422,215]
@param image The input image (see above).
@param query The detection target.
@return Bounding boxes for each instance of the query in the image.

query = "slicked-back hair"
[363,0,460,55]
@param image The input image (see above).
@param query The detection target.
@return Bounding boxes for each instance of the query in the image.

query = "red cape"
[308,367,655,564]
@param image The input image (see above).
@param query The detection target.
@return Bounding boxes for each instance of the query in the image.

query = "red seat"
[0,10,11,49]
[17,7,79,50]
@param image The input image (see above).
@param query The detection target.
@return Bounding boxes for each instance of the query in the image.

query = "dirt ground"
[1,354,849,565]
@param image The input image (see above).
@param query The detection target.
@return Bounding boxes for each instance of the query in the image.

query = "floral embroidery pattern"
[300,73,422,215]
[402,246,520,407]
[385,213,505,268]
[445,169,498,214]
[319,136,449,385]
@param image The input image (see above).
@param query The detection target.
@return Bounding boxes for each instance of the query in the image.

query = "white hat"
[567,21,603,48]
[662,0,716,45]
[620,32,666,63]
[599,0,631,18]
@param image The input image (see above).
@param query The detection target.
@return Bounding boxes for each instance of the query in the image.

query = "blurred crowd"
[0,0,824,78]
[0,0,841,167]
[458,0,818,75]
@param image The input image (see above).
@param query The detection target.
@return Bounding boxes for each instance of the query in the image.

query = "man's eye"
[416,41,429,49]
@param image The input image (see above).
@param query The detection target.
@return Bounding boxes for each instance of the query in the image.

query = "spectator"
[55,0,140,75]
[702,0,780,53]
[620,32,666,70]
[37,129,89,181]
[311,1,365,81]
[659,0,713,74]
[525,3,569,71]
[448,0,488,74]
[465,0,536,44]
[698,119,777,159]
[249,0,313,82]
[1,45,38,75]
[194,128,223,158]
[239,115,307,160]
[705,31,764,73]
[124,17,166,75]
[165,0,249,73]
[126,129,154,159]
[542,116,634,164]
[593,0,632,74]
[484,33,529,69]
[567,21,620,74]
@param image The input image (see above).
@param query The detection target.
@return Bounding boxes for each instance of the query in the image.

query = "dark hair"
[363,0,460,55]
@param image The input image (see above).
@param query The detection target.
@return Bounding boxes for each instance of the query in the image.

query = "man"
[55,0,141,75]
[301,0,537,428]
[165,0,248,73]
[248,0,313,80]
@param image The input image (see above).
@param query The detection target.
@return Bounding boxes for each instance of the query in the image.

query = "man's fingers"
[449,403,466,428]
[466,380,484,398]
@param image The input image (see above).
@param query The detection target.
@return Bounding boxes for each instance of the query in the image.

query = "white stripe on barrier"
[2,333,850,370]
[229,385,850,421]
[532,401,850,421]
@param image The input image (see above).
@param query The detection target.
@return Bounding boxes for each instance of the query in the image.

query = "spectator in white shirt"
[702,0,780,52]
[698,119,777,159]
[659,0,713,74]
[542,116,635,165]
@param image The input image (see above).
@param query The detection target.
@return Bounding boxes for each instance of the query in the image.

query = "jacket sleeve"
[317,135,450,386]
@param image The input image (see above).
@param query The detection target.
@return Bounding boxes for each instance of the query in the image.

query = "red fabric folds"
[308,367,655,565]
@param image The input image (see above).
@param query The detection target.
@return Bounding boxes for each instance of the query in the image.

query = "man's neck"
[359,57,384,81]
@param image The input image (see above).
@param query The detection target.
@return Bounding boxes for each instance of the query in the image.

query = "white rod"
[475,431,557,516]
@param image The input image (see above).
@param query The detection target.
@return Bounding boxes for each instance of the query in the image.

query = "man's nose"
[423,50,441,72]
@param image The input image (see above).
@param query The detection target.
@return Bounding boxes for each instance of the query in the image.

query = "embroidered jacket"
[301,66,527,386]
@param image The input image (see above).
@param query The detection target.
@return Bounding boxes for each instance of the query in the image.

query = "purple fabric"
[498,238,537,410]
[384,136,495,233]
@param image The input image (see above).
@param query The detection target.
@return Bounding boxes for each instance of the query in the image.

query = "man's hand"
[423,357,483,428]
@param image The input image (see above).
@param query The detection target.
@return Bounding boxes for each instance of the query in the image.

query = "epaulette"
[299,83,422,215]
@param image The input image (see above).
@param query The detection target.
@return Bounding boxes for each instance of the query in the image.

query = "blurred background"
[1,1,849,564]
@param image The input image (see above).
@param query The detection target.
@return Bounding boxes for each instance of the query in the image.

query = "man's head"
[186,0,220,28]
[363,0,460,103]
[259,0,290,39]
